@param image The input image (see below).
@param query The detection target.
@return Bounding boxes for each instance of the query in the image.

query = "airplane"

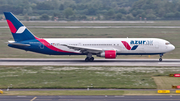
[4,12,175,62]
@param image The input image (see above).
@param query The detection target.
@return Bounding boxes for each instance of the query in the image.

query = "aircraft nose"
[170,44,175,51]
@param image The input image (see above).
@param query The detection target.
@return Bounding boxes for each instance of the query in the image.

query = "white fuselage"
[43,38,175,55]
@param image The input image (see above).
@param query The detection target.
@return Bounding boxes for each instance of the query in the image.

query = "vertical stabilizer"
[4,12,37,42]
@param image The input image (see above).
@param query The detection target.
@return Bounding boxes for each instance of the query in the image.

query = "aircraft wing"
[62,44,103,54]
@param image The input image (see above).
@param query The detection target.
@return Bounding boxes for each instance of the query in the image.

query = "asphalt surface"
[0,95,180,101]
[0,58,180,66]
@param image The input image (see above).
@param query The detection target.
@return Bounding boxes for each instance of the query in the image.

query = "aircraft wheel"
[159,58,162,62]
[89,57,94,62]
[85,57,89,62]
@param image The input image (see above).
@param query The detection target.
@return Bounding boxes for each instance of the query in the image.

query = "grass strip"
[1,90,180,95]
[0,66,159,89]
[153,76,180,89]
[1,66,180,89]
[2,90,124,95]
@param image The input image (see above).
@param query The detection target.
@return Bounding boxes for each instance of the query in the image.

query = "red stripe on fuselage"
[121,41,131,50]
[7,20,17,33]
[35,37,76,53]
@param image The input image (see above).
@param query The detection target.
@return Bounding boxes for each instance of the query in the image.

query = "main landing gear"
[85,53,94,62]
[159,54,163,62]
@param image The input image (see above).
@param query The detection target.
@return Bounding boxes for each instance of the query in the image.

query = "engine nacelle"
[97,50,116,59]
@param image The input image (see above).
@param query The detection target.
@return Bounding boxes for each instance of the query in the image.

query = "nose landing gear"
[159,54,163,62]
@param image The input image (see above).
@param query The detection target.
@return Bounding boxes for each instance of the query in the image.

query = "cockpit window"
[165,42,170,45]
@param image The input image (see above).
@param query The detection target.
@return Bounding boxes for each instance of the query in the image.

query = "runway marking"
[158,63,180,64]
[17,96,26,97]
[114,96,125,97]
[30,97,37,101]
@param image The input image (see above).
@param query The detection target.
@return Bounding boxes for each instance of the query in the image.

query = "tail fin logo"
[16,26,26,34]
[121,41,138,50]
[6,20,26,34]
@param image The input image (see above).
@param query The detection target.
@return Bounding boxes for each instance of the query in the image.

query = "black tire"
[159,58,162,62]
[85,57,89,62]
[89,57,94,62]
[91,57,94,61]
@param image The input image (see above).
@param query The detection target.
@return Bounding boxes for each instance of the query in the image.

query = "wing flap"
[62,44,103,54]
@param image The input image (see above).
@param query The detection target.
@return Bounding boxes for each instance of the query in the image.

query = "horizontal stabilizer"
[8,41,30,46]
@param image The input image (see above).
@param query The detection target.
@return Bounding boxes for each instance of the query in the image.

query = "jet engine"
[97,50,116,59]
